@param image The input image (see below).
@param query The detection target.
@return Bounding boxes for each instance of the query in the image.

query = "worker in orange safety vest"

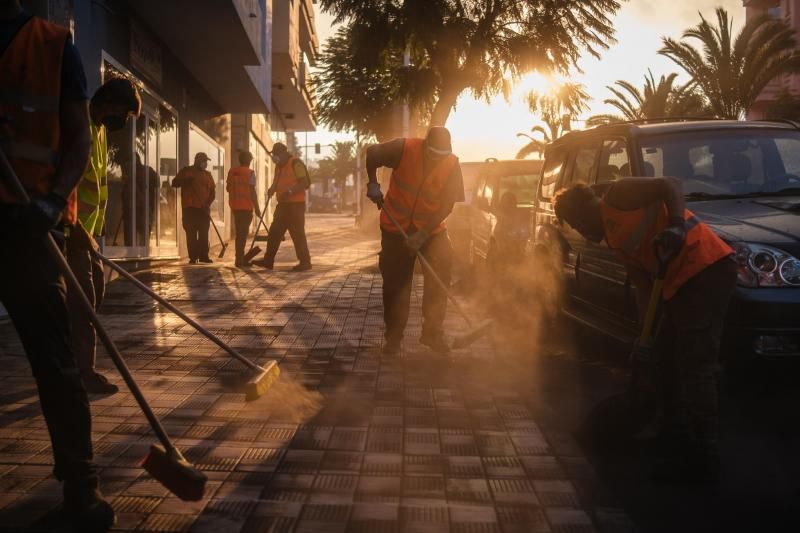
[226,150,260,267]
[553,178,736,484]
[365,127,465,356]
[0,2,116,529]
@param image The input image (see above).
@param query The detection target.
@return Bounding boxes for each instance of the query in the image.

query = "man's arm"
[604,177,685,223]
[171,168,188,187]
[366,139,405,183]
[51,99,90,199]
[207,173,216,208]
[249,171,260,214]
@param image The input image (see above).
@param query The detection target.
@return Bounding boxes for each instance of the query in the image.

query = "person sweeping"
[226,150,260,267]
[365,126,465,355]
[553,178,736,484]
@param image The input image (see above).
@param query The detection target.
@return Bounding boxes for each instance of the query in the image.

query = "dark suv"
[531,120,800,359]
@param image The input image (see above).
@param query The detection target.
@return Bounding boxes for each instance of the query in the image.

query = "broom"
[209,215,228,258]
[95,252,280,401]
[243,193,271,264]
[0,148,207,502]
[379,200,493,349]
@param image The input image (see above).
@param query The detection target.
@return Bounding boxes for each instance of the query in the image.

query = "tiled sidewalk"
[0,215,630,532]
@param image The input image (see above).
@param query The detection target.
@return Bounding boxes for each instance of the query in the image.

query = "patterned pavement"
[0,215,632,532]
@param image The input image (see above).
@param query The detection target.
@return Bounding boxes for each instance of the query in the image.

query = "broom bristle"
[243,246,262,263]
[245,361,281,401]
[141,444,207,501]
[452,319,493,349]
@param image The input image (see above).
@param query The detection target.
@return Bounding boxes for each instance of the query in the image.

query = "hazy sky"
[306,1,747,163]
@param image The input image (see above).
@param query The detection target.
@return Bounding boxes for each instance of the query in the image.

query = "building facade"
[21,0,318,261]
[745,0,800,118]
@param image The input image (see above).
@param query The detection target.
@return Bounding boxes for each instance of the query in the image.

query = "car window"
[639,129,800,195]
[497,174,538,208]
[539,149,567,199]
[569,142,600,185]
[597,139,630,183]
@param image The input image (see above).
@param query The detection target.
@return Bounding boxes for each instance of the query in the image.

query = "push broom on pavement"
[96,254,280,401]
[379,201,493,349]
[0,148,207,502]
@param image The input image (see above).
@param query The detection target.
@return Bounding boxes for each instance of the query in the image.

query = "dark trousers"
[182,207,210,261]
[379,229,452,341]
[66,236,105,378]
[264,202,310,265]
[233,209,253,262]
[0,230,94,481]
[657,256,737,457]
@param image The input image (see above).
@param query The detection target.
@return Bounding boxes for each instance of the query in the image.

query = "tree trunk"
[429,85,462,127]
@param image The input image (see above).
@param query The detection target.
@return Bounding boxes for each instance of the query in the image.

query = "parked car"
[468,158,543,272]
[531,119,800,360]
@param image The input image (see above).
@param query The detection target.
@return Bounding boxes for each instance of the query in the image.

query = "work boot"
[419,330,450,354]
[82,372,118,395]
[292,262,312,272]
[63,475,116,532]
[383,337,402,355]
[188,259,198,265]
[199,257,213,264]
[252,258,273,269]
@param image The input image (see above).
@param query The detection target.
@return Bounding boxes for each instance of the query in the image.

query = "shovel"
[0,147,207,501]
[379,201,492,349]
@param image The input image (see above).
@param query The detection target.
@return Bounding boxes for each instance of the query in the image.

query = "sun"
[513,72,562,98]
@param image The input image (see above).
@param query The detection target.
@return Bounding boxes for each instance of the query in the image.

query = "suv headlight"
[731,242,800,287]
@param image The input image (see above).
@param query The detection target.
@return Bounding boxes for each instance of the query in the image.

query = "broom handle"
[0,148,176,453]
[96,251,262,372]
[209,214,225,248]
[246,194,270,254]
[379,202,474,328]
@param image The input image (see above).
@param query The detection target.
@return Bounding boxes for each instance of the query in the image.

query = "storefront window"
[158,106,178,250]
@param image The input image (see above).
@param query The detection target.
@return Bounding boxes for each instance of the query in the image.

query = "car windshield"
[639,129,800,197]
[497,174,538,207]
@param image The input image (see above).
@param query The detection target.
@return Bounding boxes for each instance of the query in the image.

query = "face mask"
[102,114,127,132]
[426,146,451,159]
[270,153,281,164]
[198,161,208,170]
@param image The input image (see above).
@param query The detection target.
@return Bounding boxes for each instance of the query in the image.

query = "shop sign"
[130,21,162,87]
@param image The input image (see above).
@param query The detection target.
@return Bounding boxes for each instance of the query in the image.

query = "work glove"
[366,182,383,206]
[25,192,66,235]
[405,229,429,254]
[267,185,277,199]
[652,219,686,266]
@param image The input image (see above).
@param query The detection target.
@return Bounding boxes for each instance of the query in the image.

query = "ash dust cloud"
[240,373,323,423]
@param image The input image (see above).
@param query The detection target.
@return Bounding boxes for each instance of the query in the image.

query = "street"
[1,214,798,532]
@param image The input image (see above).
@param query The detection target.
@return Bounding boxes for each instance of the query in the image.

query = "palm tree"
[659,7,800,119]
[516,82,588,159]
[586,70,707,126]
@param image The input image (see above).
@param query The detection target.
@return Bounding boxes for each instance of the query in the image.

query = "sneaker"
[419,331,450,354]
[63,476,116,532]
[199,257,213,264]
[292,262,312,272]
[83,372,119,395]
[383,338,402,355]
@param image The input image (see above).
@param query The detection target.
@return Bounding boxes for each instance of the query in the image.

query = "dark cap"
[271,142,288,155]
[425,126,452,153]
[194,152,211,162]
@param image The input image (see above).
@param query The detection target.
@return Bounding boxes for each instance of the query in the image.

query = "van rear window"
[539,151,567,199]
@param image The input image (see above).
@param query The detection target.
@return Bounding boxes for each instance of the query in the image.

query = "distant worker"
[366,127,464,355]
[172,152,215,264]
[553,178,736,484]
[68,78,141,395]
[253,142,312,271]
[227,150,260,267]
[0,2,115,530]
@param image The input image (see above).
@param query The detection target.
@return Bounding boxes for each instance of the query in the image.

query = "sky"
[304,0,747,164]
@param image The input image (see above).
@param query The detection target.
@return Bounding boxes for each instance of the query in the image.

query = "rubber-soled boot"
[419,330,450,354]
[63,475,116,532]
[383,337,402,355]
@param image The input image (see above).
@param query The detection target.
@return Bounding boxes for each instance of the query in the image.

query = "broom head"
[452,319,493,349]
[141,444,207,501]
[245,360,281,401]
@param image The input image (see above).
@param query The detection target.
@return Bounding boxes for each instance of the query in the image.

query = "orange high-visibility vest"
[0,16,75,223]
[274,156,306,203]
[380,138,458,235]
[227,166,255,211]
[601,200,733,300]
[175,166,214,209]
